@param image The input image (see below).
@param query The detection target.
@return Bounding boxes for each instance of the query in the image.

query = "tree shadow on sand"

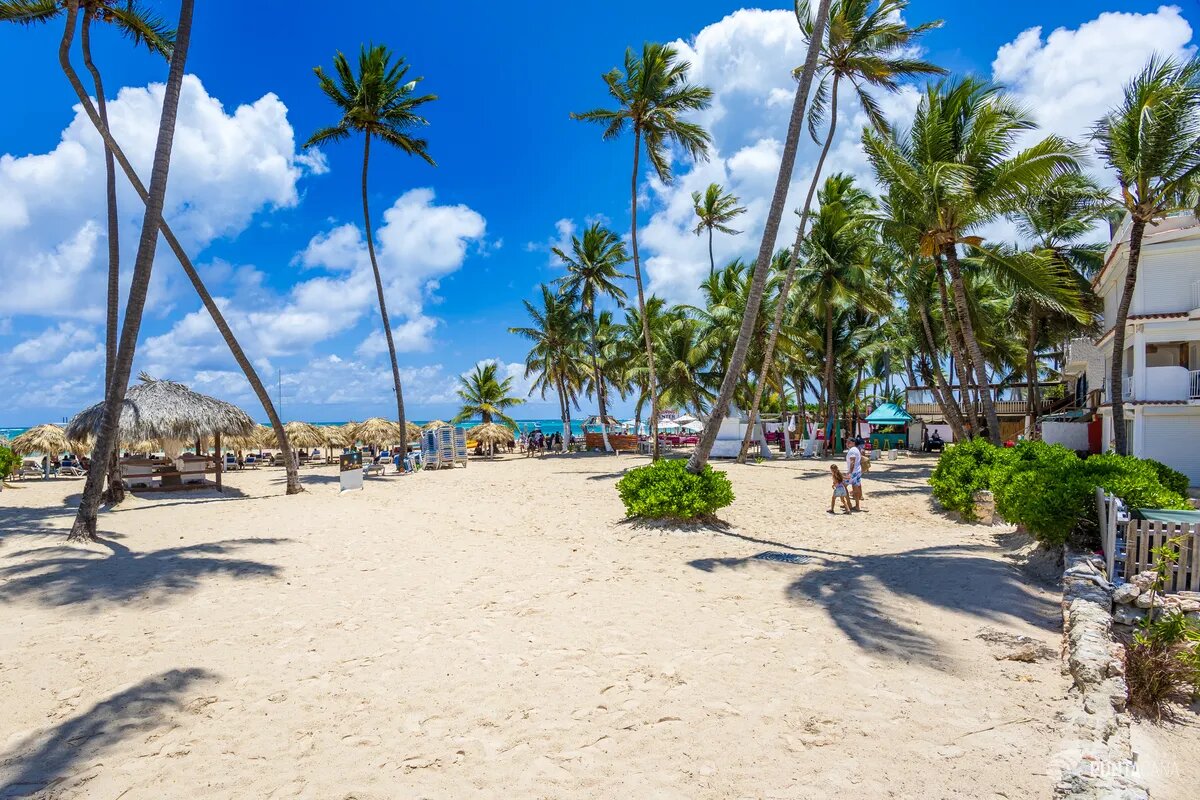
[0,537,287,608]
[0,668,216,798]
[688,541,1059,667]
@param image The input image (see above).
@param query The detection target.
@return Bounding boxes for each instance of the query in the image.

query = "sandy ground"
[0,452,1088,798]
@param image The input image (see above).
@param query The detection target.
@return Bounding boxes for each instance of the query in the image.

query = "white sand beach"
[2,455,1076,798]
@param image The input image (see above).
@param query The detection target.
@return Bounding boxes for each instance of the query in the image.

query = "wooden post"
[215,431,222,493]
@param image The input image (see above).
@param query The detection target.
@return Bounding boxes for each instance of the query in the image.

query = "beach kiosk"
[864,403,912,453]
[582,415,638,452]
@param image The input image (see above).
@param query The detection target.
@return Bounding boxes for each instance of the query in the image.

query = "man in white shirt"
[845,436,864,512]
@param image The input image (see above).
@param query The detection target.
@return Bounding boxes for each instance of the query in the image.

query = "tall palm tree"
[572,42,713,460]
[687,0,831,473]
[554,222,630,452]
[68,0,192,542]
[510,285,586,453]
[740,0,944,456]
[47,1,301,497]
[793,174,889,454]
[452,362,525,427]
[1093,56,1200,455]
[306,45,437,457]
[691,183,746,276]
[864,77,1083,443]
[3,0,174,502]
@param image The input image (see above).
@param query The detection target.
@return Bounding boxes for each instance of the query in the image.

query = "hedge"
[616,459,734,520]
[931,439,1191,546]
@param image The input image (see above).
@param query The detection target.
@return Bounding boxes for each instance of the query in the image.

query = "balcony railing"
[906,383,1065,417]
[1192,369,1200,399]
[1105,367,1200,402]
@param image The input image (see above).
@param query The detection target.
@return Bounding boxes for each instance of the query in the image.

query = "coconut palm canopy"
[352,417,401,447]
[68,374,255,446]
[282,421,326,449]
[11,424,71,456]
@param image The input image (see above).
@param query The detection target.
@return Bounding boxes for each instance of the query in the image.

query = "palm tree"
[452,362,525,428]
[68,0,192,541]
[3,0,173,502]
[1008,173,1107,431]
[793,174,889,454]
[863,77,1083,443]
[740,0,944,457]
[687,0,831,473]
[572,42,713,460]
[691,183,746,275]
[510,285,586,453]
[47,1,301,497]
[306,45,437,457]
[554,222,630,452]
[1093,56,1200,455]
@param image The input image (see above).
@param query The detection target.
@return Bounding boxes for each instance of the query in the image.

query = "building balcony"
[1105,366,1200,402]
[906,383,1066,418]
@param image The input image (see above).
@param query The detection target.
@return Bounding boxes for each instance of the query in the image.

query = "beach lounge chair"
[58,464,86,477]
[18,460,42,480]
[244,454,258,469]
[224,453,238,471]
[363,461,386,477]
[453,427,469,467]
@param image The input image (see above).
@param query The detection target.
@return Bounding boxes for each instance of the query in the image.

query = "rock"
[1129,571,1157,591]
[1113,605,1146,626]
[1111,583,1141,604]
[972,490,996,526]
[1180,599,1200,613]
[1133,592,1165,609]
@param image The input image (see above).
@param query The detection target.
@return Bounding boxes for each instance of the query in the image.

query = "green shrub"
[929,439,1190,546]
[0,446,18,481]
[929,438,1016,520]
[616,459,734,520]
[1142,458,1190,497]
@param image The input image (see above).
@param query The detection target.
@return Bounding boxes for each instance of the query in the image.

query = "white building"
[1089,212,1200,485]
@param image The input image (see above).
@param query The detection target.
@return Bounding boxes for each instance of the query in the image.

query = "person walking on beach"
[845,436,864,512]
[828,464,851,514]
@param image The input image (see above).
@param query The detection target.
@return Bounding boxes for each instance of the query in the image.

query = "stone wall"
[1055,551,1149,799]
[1110,573,1200,627]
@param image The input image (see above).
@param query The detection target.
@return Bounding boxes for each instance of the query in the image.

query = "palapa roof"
[422,419,449,430]
[282,421,326,448]
[10,424,72,456]
[467,422,514,443]
[351,417,401,446]
[68,374,255,444]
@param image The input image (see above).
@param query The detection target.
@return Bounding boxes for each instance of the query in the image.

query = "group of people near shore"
[829,436,867,514]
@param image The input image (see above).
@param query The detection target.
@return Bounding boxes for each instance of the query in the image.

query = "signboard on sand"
[339,451,363,493]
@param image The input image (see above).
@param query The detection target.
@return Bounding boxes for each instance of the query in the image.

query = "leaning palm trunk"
[934,259,981,436]
[942,245,1001,443]
[362,133,409,456]
[1110,219,1145,456]
[58,19,302,497]
[68,0,193,542]
[79,11,124,505]
[688,0,831,474]
[629,130,660,460]
[916,305,969,440]
[738,73,842,462]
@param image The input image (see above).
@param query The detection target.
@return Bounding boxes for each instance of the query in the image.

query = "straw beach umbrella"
[282,421,326,449]
[11,424,71,457]
[467,422,514,456]
[353,417,401,448]
[423,419,449,430]
[406,421,421,440]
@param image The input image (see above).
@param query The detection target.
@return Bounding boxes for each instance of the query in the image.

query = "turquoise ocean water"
[0,420,587,446]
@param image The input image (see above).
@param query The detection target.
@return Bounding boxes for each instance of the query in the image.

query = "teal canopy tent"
[864,403,912,426]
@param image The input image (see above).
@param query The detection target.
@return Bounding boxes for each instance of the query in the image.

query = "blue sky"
[1,1,1196,426]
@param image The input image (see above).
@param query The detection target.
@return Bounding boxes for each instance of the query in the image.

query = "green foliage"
[616,459,734,520]
[929,438,1016,520]
[930,439,1190,544]
[1143,458,1190,497]
[1124,539,1200,718]
[0,445,17,480]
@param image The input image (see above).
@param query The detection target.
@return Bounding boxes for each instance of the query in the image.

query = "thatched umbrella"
[406,421,421,440]
[282,421,326,449]
[468,422,514,456]
[321,424,352,448]
[69,374,255,445]
[423,419,449,430]
[353,417,401,448]
[11,424,71,457]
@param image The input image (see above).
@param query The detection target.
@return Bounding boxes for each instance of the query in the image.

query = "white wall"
[1139,244,1200,316]
[1144,365,1191,402]
[1139,413,1200,487]
[1042,421,1090,451]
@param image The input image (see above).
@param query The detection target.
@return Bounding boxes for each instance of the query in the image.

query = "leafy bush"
[929,438,1016,520]
[616,459,734,520]
[930,439,1190,545]
[0,446,18,481]
[1142,458,1190,497]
